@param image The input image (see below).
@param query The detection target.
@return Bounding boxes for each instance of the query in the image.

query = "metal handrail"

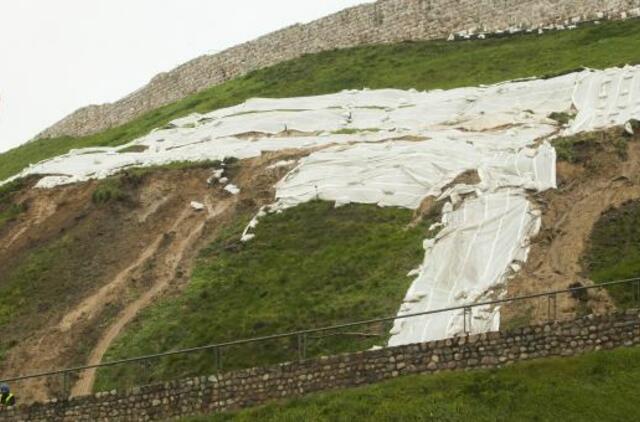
[1,276,639,385]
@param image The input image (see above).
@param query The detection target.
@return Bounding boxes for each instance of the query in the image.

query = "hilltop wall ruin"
[37,0,640,139]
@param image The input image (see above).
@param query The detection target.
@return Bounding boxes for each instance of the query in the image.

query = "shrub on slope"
[95,201,436,391]
[2,19,640,181]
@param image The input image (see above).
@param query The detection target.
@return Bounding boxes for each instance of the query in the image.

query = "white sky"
[0,0,367,153]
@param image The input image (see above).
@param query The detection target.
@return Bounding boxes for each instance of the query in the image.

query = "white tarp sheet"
[5,66,636,189]
[3,66,635,189]
[388,190,541,345]
[570,66,640,134]
[2,65,639,346]
[273,138,555,343]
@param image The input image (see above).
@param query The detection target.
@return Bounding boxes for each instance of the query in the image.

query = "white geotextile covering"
[569,66,640,134]
[5,66,637,189]
[275,131,556,210]
[3,65,640,346]
[388,190,542,346]
[274,139,556,343]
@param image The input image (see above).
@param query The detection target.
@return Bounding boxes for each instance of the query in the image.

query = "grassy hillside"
[2,19,640,181]
[585,199,640,307]
[0,179,27,230]
[185,346,640,421]
[95,201,436,391]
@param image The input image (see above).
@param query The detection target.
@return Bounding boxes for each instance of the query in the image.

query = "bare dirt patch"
[0,151,308,402]
[502,129,640,328]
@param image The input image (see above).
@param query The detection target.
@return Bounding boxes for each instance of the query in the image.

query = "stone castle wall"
[2,310,640,421]
[36,0,640,140]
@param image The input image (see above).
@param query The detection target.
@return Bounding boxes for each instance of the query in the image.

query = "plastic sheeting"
[388,190,542,345]
[273,139,555,343]
[3,66,637,189]
[569,66,640,134]
[2,66,639,346]
[275,133,556,210]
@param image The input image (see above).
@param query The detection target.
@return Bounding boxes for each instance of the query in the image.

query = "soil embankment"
[0,152,302,402]
[503,129,640,325]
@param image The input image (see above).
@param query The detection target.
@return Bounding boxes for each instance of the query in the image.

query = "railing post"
[215,347,223,373]
[463,307,472,334]
[303,333,307,360]
[547,293,558,322]
[62,371,69,398]
[144,360,152,382]
[297,333,306,361]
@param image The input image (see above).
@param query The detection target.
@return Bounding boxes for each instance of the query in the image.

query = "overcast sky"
[0,0,367,152]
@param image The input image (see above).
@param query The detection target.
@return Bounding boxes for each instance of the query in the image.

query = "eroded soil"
[503,130,640,327]
[0,151,305,402]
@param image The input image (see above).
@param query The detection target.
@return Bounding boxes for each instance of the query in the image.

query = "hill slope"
[1,18,640,404]
[2,19,640,182]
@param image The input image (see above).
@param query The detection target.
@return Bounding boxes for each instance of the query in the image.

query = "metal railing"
[2,276,640,398]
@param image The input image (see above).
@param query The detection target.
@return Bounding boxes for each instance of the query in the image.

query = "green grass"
[548,111,576,126]
[552,128,630,164]
[332,128,382,135]
[0,235,74,328]
[94,201,435,392]
[90,159,226,204]
[585,200,640,307]
[117,145,149,153]
[184,346,640,422]
[92,178,127,204]
[2,19,640,181]
[0,178,27,230]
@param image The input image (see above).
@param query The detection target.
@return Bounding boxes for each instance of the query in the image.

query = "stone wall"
[2,310,640,421]
[37,0,640,140]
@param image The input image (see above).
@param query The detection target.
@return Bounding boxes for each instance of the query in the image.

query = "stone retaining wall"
[2,310,640,421]
[37,0,640,140]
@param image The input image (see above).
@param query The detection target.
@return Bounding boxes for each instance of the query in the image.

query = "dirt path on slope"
[0,150,307,403]
[67,152,304,396]
[503,138,640,326]
[70,199,233,396]
[1,171,225,402]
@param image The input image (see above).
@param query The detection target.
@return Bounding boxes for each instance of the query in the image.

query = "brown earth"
[502,129,640,327]
[0,151,306,403]
[1,128,637,402]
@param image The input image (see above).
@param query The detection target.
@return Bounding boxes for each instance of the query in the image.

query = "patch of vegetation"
[123,159,229,179]
[501,305,534,331]
[117,145,149,153]
[185,346,640,422]
[553,129,629,164]
[332,128,382,135]
[2,19,640,181]
[548,111,575,126]
[0,236,73,328]
[91,159,229,204]
[0,203,27,228]
[0,179,27,229]
[585,200,640,308]
[0,179,26,203]
[95,201,435,391]
[92,178,127,204]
